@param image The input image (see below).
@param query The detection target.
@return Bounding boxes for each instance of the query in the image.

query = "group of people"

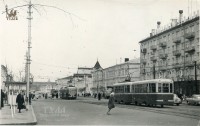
[1,89,26,113]
[93,92,103,100]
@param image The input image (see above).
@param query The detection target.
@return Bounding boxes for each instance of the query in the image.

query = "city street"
[32,97,200,125]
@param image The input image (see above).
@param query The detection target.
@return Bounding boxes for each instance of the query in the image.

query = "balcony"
[185,61,194,67]
[150,45,157,50]
[150,56,157,61]
[185,46,195,53]
[141,59,147,65]
[159,41,167,48]
[159,53,168,59]
[141,69,145,74]
[184,32,195,40]
[173,50,181,56]
[141,48,147,54]
[173,37,181,44]
[172,63,182,69]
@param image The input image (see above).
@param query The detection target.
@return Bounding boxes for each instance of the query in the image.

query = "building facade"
[31,82,57,93]
[140,10,200,96]
[56,76,73,89]
[92,58,140,91]
[73,67,93,95]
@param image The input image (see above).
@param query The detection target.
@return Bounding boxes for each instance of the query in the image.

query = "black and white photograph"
[0,0,200,125]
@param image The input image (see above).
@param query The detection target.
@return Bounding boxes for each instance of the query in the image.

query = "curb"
[30,105,37,125]
[0,105,37,125]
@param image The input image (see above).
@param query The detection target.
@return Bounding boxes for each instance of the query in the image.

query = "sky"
[1,0,200,82]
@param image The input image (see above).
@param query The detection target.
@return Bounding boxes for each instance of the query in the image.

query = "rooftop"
[140,10,199,43]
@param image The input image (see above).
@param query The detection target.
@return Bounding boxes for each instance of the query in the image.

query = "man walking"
[16,91,25,113]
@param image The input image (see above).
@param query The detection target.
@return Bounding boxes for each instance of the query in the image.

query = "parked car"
[174,94,182,106]
[186,94,200,105]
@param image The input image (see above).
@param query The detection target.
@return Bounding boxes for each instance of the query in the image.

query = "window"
[132,85,135,93]
[124,85,130,93]
[158,83,162,93]
[170,83,173,93]
[163,83,169,93]
[142,84,148,93]
[149,83,156,93]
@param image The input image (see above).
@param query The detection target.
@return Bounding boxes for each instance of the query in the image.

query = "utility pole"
[26,0,32,109]
[194,61,198,94]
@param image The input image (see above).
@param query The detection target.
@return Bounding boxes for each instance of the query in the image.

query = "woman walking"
[107,92,115,115]
[16,91,25,113]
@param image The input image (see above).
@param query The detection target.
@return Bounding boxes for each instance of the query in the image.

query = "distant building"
[92,60,103,90]
[56,76,73,88]
[92,58,140,92]
[73,67,93,95]
[139,10,200,95]
[31,82,57,93]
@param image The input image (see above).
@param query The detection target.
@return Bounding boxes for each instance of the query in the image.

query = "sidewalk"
[0,104,37,125]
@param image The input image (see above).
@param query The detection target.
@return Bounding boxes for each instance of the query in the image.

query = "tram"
[113,79,174,107]
[59,86,77,99]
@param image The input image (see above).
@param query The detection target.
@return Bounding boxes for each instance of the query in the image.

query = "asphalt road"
[32,97,200,125]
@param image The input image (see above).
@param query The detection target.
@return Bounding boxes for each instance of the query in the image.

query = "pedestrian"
[4,91,8,104]
[98,92,101,100]
[29,92,32,105]
[16,91,25,113]
[56,93,58,99]
[1,89,5,108]
[107,92,115,115]
[45,93,47,99]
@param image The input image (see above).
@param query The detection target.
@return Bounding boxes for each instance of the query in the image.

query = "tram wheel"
[161,104,164,108]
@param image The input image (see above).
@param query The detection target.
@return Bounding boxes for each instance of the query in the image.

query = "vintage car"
[174,94,182,106]
[186,94,200,105]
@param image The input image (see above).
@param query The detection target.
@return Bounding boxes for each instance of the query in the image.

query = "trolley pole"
[26,0,32,109]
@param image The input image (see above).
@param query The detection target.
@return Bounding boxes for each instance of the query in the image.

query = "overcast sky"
[1,0,199,82]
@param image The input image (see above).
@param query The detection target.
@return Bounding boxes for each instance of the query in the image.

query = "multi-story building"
[92,58,140,92]
[31,82,57,93]
[140,10,200,96]
[56,76,73,88]
[73,67,93,95]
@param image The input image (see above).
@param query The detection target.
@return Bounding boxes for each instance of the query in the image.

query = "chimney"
[157,21,161,29]
[151,29,155,35]
[125,58,129,62]
[179,10,183,23]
